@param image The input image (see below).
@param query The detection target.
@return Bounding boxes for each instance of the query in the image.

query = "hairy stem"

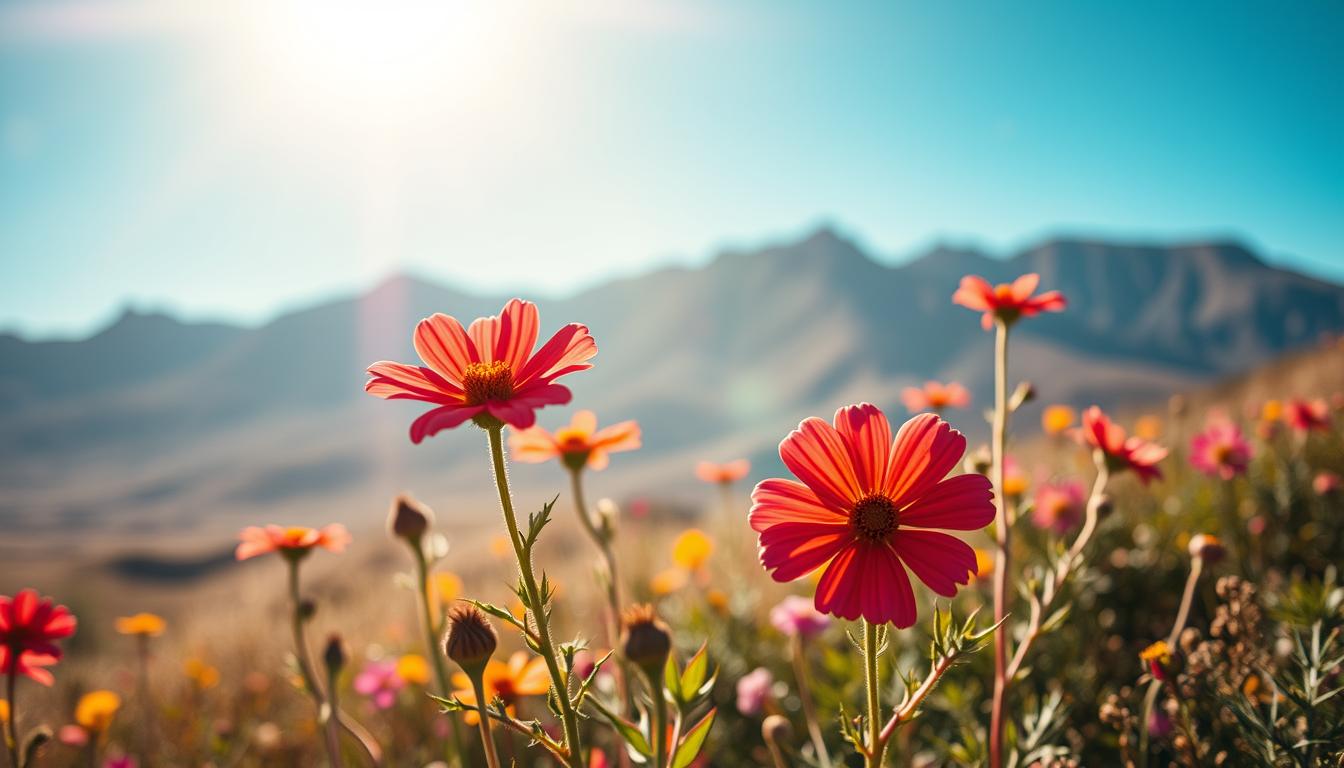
[988,319,1010,768]
[469,676,503,768]
[864,620,884,767]
[485,426,585,768]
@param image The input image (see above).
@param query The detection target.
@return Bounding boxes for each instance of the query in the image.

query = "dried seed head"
[1187,533,1225,564]
[389,493,434,543]
[621,604,672,676]
[443,604,498,673]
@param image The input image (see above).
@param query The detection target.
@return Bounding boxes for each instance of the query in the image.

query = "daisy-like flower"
[0,589,78,685]
[952,273,1066,330]
[115,613,166,637]
[1284,398,1330,433]
[450,651,550,725]
[695,459,751,484]
[1079,407,1168,484]
[749,405,995,627]
[1031,480,1085,535]
[234,524,351,561]
[365,299,597,442]
[1189,417,1252,480]
[75,690,121,734]
[509,409,640,471]
[901,381,971,413]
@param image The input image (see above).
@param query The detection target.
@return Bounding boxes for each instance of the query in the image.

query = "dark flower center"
[850,494,898,541]
[461,361,515,404]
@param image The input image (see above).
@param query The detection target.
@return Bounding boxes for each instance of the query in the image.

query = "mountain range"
[3,227,1342,545]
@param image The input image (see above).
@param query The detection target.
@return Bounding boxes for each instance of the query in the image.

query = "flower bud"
[1009,381,1036,411]
[1187,533,1225,564]
[322,633,348,677]
[298,599,317,622]
[621,604,672,677]
[762,714,793,746]
[443,605,498,674]
[389,493,433,544]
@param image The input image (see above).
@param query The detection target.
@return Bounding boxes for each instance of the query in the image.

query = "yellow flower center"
[461,361,515,405]
[851,495,898,541]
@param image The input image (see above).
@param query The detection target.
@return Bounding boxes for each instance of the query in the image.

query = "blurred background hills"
[2,226,1342,553]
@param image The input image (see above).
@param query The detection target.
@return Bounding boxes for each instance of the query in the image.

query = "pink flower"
[695,460,751,484]
[365,299,597,442]
[750,405,995,627]
[1189,417,1252,480]
[1315,471,1342,496]
[1079,407,1167,484]
[769,595,831,639]
[952,273,1066,330]
[1285,398,1330,434]
[901,381,971,413]
[735,667,773,715]
[57,725,89,747]
[353,660,405,710]
[1031,480,1085,535]
[234,524,351,561]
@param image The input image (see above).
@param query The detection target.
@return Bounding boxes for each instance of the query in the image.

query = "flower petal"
[749,478,848,532]
[834,403,892,494]
[516,323,597,387]
[1009,273,1040,302]
[509,427,560,463]
[891,529,978,598]
[885,414,967,508]
[869,544,918,628]
[590,420,640,454]
[813,544,862,621]
[759,521,853,582]
[365,362,462,403]
[897,473,995,530]
[414,313,477,383]
[780,417,863,513]
[410,404,483,443]
[469,299,539,371]
[951,275,994,311]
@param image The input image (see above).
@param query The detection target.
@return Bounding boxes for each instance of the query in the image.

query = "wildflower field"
[4,282,1343,768]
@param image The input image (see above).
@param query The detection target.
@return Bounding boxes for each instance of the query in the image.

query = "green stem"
[988,319,1010,768]
[469,675,503,768]
[287,559,344,768]
[790,636,832,767]
[5,665,19,768]
[568,468,624,650]
[864,620,884,767]
[652,674,670,768]
[413,546,466,766]
[324,667,346,767]
[485,426,585,768]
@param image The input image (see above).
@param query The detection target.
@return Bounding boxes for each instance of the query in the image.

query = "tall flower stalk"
[862,620,884,768]
[485,425,586,768]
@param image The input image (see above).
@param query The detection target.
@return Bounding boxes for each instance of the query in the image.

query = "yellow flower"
[489,535,513,560]
[650,568,688,596]
[973,547,995,580]
[1139,640,1171,665]
[433,572,463,605]
[184,658,220,690]
[396,654,431,685]
[672,529,713,571]
[75,691,121,733]
[1135,415,1163,441]
[115,613,166,637]
[1041,405,1077,436]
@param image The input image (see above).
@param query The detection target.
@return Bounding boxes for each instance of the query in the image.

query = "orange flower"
[952,273,1066,330]
[234,524,351,561]
[901,381,971,413]
[364,299,597,442]
[1041,405,1077,436]
[509,410,641,471]
[695,459,751,484]
[74,690,121,733]
[1134,415,1163,441]
[973,548,995,580]
[184,658,220,690]
[450,651,550,724]
[650,568,689,596]
[396,654,432,685]
[672,529,714,571]
[115,613,166,637]
[432,572,463,606]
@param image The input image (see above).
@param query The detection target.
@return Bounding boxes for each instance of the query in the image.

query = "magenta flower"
[1030,480,1085,535]
[735,667,773,716]
[769,595,831,639]
[353,660,405,710]
[1189,417,1252,480]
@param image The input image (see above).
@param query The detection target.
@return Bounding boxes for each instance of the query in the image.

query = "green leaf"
[678,643,710,702]
[589,697,654,758]
[671,708,716,768]
[663,653,682,701]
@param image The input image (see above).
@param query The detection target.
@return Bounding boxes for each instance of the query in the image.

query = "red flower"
[749,405,994,627]
[1284,398,1330,433]
[235,524,351,561]
[0,589,78,686]
[695,459,751,484]
[901,381,971,413]
[365,299,597,442]
[1079,407,1167,484]
[952,273,1066,330]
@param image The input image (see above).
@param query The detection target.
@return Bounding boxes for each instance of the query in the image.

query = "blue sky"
[2,0,1341,337]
